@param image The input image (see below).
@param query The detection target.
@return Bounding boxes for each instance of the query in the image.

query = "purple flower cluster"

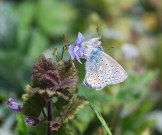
[69,32,101,63]
[69,32,85,63]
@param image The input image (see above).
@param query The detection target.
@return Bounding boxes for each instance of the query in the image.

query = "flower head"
[69,32,102,63]
[7,98,22,112]
[69,32,85,63]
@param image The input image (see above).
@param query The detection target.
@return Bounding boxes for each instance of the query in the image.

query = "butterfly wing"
[84,49,128,90]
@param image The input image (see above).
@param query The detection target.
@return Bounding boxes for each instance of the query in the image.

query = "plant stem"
[47,99,52,135]
[61,46,65,60]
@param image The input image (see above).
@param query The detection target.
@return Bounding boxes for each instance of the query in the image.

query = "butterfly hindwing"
[84,48,128,90]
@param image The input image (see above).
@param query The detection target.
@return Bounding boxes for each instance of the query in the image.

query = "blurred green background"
[0,0,162,135]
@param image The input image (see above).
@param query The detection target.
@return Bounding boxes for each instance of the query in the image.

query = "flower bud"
[7,98,22,112]
[50,121,60,131]
[25,116,39,126]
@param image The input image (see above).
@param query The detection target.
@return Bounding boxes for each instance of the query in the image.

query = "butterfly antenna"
[96,27,101,37]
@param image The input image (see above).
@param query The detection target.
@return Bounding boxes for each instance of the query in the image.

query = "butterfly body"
[87,47,103,65]
[84,47,128,90]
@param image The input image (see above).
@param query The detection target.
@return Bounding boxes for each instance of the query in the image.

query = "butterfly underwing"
[83,47,128,90]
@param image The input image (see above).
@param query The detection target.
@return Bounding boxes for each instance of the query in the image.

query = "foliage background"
[0,0,162,135]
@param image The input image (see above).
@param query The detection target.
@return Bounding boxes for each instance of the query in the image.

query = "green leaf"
[16,2,35,27]
[53,48,58,56]
[61,96,89,123]
[90,103,112,135]
[17,114,28,135]
[37,0,76,35]
[22,92,46,117]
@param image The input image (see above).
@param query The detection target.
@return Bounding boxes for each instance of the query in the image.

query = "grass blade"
[90,103,112,135]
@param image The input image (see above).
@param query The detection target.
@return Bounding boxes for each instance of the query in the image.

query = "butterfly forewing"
[84,49,128,90]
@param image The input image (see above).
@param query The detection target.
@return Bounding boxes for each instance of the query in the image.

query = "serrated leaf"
[22,85,69,101]
[32,55,57,84]
[22,93,46,117]
[61,96,89,123]
[57,60,77,91]
[58,60,77,80]
[39,89,69,100]
[90,104,112,135]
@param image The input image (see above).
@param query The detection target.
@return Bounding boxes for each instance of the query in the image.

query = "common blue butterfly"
[83,47,128,90]
[69,32,128,90]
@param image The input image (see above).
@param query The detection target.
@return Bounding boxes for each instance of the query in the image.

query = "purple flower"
[25,116,39,126]
[69,32,85,63]
[69,33,102,63]
[7,98,22,112]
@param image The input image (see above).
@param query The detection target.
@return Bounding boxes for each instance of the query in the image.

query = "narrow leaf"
[90,103,112,135]
[17,114,28,135]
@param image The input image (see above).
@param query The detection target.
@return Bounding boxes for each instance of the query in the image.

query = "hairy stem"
[47,99,52,135]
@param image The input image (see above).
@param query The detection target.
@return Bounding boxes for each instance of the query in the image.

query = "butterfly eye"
[101,59,103,62]
[96,63,99,66]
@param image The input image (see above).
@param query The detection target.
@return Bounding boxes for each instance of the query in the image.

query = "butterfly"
[69,32,128,90]
[82,38,128,90]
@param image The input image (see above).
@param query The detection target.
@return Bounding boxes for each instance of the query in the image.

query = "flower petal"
[69,45,75,60]
[75,32,85,46]
[86,37,101,48]
[75,54,82,64]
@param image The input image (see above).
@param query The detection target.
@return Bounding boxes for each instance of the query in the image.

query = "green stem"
[60,46,65,60]
[47,99,52,135]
